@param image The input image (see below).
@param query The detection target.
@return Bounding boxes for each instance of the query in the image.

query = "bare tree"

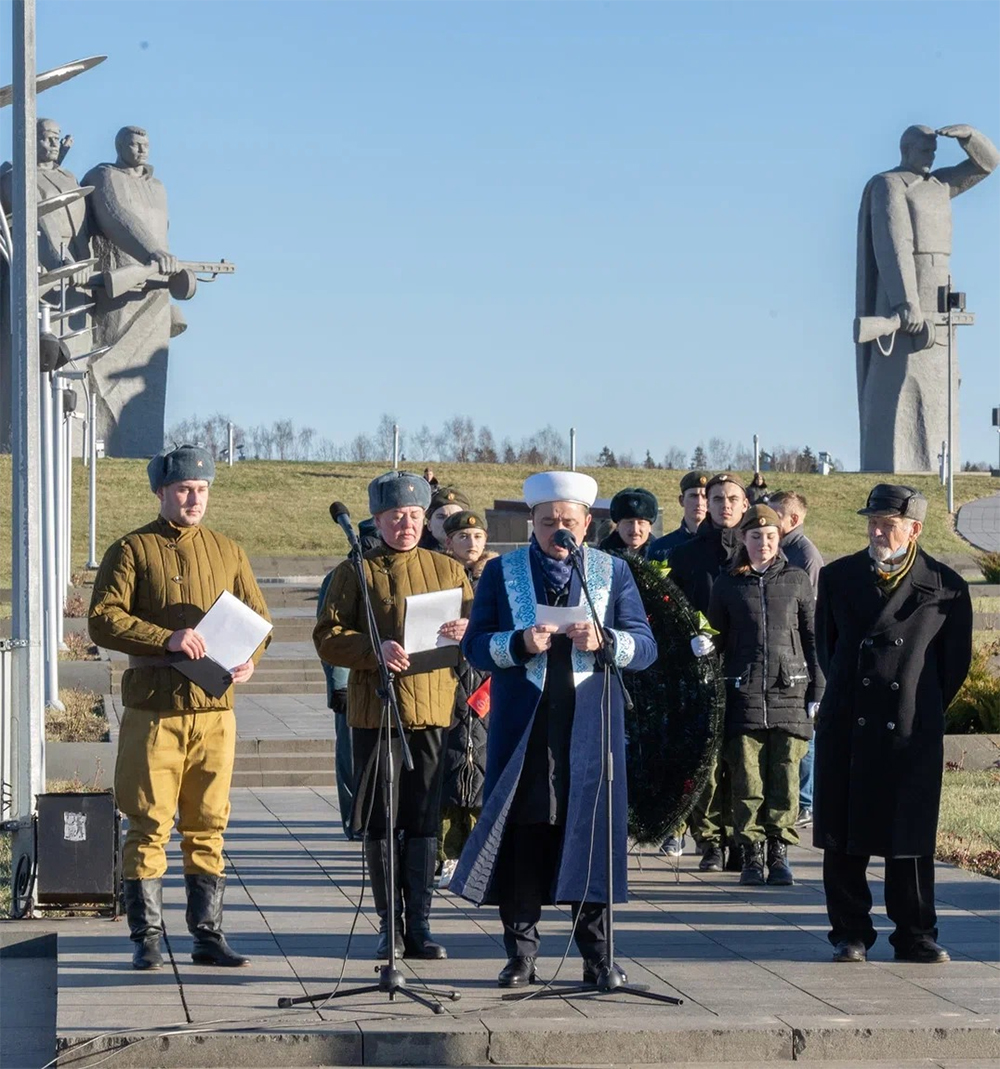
[350,433,375,462]
[410,424,436,461]
[297,426,316,460]
[707,437,733,470]
[663,446,687,470]
[273,419,295,461]
[474,425,498,463]
[374,413,401,462]
[442,415,476,462]
[732,444,755,470]
[617,451,635,469]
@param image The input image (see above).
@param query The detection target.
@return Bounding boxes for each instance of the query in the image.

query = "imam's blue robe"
[450,545,656,906]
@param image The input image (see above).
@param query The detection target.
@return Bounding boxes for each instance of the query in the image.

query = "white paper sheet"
[534,603,589,633]
[195,590,273,670]
[403,588,463,654]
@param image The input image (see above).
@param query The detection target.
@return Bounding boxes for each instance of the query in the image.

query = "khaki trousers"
[115,707,236,879]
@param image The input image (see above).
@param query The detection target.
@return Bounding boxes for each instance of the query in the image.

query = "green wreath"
[622,554,726,845]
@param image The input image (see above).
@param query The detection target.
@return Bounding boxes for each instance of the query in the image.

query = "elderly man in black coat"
[814,485,972,965]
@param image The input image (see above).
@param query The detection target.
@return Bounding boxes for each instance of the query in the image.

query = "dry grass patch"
[47,689,108,742]
[937,769,1000,879]
[58,631,101,662]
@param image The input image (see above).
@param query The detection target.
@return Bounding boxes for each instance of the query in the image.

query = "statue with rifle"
[82,125,235,457]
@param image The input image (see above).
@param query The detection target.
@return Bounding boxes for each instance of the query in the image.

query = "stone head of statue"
[115,126,150,169]
[899,125,937,175]
[36,118,61,165]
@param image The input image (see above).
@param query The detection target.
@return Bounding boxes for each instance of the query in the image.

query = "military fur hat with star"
[609,487,659,523]
[739,504,781,532]
[679,470,711,493]
[368,470,432,514]
[443,510,489,536]
[147,444,215,492]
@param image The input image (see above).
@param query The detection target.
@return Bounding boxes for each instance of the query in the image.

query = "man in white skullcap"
[450,472,657,988]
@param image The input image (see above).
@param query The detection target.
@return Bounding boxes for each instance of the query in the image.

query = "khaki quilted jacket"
[88,516,271,712]
[314,545,473,729]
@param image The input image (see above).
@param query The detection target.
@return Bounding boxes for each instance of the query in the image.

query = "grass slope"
[0,457,996,585]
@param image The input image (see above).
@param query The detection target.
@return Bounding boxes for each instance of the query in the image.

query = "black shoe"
[401,836,448,959]
[184,874,251,967]
[894,938,950,964]
[698,844,724,872]
[375,925,404,960]
[739,842,766,886]
[498,955,537,987]
[832,939,867,963]
[123,878,165,971]
[765,838,794,886]
[723,843,744,872]
[583,956,628,986]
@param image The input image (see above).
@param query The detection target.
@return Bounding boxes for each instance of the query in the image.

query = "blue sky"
[3,0,999,467]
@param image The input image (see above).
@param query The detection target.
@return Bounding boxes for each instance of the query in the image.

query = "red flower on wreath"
[662,595,671,603]
[683,778,695,795]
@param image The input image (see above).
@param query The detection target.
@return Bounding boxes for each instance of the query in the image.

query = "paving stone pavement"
[39,784,999,1068]
[956,492,1000,553]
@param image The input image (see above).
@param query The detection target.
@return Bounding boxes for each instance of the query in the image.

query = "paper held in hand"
[534,603,589,633]
[401,588,463,672]
[172,590,272,697]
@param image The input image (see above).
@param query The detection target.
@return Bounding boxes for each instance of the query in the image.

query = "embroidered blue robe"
[450,545,656,906]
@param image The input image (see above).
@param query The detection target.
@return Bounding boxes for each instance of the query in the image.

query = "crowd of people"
[88,448,973,981]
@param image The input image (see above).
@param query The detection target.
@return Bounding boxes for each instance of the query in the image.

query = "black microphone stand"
[278,521,459,1014]
[521,539,681,1007]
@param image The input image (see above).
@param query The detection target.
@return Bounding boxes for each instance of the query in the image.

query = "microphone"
[552,528,580,555]
[329,501,359,549]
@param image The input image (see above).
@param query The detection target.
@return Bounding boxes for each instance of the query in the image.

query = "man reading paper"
[89,445,271,971]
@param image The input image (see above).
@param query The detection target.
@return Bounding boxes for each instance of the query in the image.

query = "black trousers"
[823,849,938,951]
[351,726,446,839]
[495,823,605,960]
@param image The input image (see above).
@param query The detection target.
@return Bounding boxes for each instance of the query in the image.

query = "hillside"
[0,458,995,585]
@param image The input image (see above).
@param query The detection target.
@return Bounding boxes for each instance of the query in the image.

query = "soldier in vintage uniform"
[89,445,271,970]
[814,485,972,964]
[314,472,473,961]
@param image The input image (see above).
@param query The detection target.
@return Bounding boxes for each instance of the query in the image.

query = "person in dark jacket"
[437,510,497,888]
[746,471,770,505]
[647,470,710,561]
[599,487,659,558]
[667,472,748,871]
[318,570,354,841]
[815,484,972,965]
[709,505,823,886]
[769,490,824,828]
[419,485,472,550]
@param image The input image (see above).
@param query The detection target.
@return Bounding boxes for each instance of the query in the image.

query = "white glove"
[690,634,715,657]
[807,701,820,719]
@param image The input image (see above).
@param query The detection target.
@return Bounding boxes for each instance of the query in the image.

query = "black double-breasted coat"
[813,547,972,858]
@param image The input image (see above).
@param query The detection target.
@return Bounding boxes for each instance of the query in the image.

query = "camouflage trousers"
[723,729,810,847]
[685,751,733,847]
[438,804,481,864]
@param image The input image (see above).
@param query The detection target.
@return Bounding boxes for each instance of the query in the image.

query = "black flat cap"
[857,484,927,522]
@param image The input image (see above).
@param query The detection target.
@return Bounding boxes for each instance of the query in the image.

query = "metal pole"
[227,421,234,467]
[10,0,47,828]
[64,405,73,596]
[393,424,400,470]
[946,277,955,515]
[569,427,576,471]
[87,382,98,568]
[51,367,67,647]
[753,434,760,474]
[40,365,62,705]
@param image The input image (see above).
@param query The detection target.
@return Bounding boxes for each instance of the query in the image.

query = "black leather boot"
[365,837,403,960]
[766,837,794,885]
[184,873,251,967]
[739,841,766,886]
[123,878,164,970]
[401,835,447,959]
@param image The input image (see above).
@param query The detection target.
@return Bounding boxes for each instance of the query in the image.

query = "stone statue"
[856,124,999,472]
[1,118,92,451]
[82,126,182,458]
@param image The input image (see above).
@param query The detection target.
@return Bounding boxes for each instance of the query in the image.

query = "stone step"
[233,754,334,773]
[235,739,334,755]
[230,769,337,788]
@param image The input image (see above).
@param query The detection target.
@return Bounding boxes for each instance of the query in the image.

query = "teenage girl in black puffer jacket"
[708,505,824,886]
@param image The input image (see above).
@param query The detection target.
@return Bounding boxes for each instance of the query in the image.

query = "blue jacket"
[450,546,656,906]
[647,523,696,562]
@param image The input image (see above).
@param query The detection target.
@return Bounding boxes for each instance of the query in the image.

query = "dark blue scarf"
[529,534,574,596]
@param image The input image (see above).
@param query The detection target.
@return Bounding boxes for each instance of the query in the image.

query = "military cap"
[679,470,712,493]
[857,484,927,522]
[443,509,488,536]
[609,487,659,522]
[147,444,215,492]
[739,504,781,532]
[368,470,432,515]
[428,485,472,515]
[706,472,746,493]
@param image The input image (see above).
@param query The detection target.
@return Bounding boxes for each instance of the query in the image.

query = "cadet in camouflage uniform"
[89,445,271,971]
